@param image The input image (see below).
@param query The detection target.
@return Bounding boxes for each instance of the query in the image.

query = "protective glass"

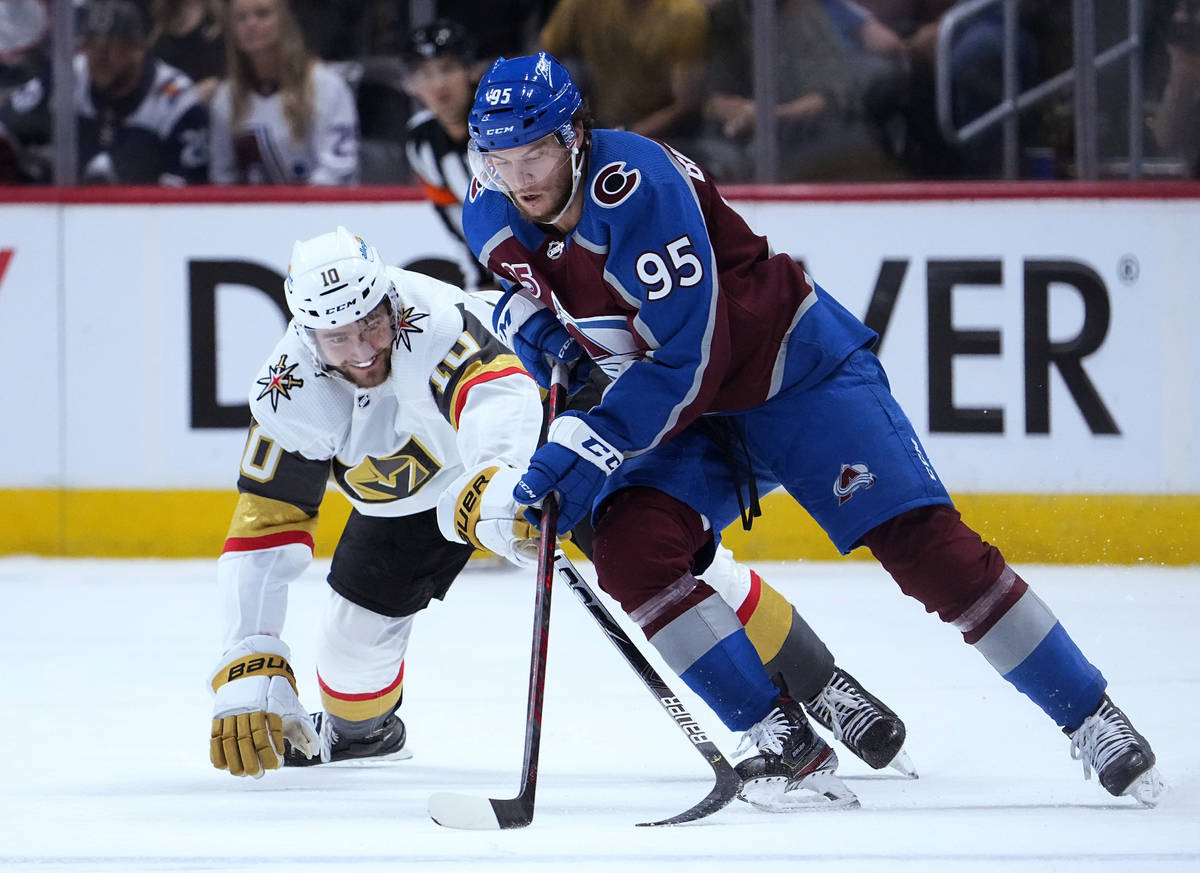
[467,133,574,194]
[303,297,394,368]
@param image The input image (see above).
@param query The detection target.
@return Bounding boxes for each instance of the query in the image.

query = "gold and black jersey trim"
[223,492,319,554]
[429,305,528,429]
[235,419,330,515]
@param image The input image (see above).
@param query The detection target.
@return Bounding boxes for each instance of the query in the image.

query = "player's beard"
[512,161,575,226]
[333,346,392,388]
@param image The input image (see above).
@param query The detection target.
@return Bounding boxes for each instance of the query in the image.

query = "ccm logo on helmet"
[325,300,359,315]
[486,125,515,136]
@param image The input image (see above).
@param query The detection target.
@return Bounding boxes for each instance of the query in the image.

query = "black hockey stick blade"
[428,365,568,831]
[552,551,742,826]
[639,766,743,827]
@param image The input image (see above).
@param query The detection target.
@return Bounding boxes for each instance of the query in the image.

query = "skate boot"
[734,695,859,811]
[805,667,917,778]
[1066,694,1166,807]
[285,711,412,766]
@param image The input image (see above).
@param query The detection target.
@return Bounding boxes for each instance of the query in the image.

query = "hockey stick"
[428,363,567,830]
[553,551,742,826]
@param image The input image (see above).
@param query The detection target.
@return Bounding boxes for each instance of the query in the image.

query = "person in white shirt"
[209,0,358,184]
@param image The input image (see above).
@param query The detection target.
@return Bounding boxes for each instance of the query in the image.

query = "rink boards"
[0,182,1197,561]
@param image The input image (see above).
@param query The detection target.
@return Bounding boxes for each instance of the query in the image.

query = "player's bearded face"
[311,303,395,387]
[486,135,575,223]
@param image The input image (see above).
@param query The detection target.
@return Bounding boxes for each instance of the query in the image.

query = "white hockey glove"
[209,635,319,778]
[437,465,541,567]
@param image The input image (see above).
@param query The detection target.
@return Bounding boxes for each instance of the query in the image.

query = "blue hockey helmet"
[468,52,582,153]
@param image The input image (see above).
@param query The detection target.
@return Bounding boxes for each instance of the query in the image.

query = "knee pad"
[862,505,1024,643]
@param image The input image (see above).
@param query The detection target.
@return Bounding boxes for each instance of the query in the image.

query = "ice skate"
[1067,695,1165,806]
[734,696,859,811]
[285,711,412,766]
[805,667,917,778]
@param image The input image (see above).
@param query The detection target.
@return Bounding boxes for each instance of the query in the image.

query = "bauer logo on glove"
[209,635,320,778]
[213,653,296,689]
[437,464,542,567]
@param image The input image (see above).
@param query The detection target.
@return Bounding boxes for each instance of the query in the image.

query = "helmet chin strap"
[543,144,585,227]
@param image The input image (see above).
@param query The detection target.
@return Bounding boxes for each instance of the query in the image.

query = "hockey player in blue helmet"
[461,49,1166,812]
[466,52,586,226]
[464,52,917,811]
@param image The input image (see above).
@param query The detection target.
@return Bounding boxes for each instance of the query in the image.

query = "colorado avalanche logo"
[834,463,877,506]
[467,176,483,203]
[590,161,640,208]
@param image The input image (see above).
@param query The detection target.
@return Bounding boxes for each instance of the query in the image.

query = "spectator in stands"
[209,0,360,184]
[150,0,226,105]
[0,0,210,185]
[402,19,499,291]
[855,0,1047,178]
[1153,0,1200,177]
[696,0,906,182]
[0,0,48,105]
[539,0,708,143]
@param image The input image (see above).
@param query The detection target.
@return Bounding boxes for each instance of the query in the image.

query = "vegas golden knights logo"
[331,437,441,502]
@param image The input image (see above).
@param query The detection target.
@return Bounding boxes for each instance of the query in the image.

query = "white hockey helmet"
[285,225,396,330]
[284,226,402,372]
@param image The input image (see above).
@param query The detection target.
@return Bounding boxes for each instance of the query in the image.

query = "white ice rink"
[1,556,1196,873]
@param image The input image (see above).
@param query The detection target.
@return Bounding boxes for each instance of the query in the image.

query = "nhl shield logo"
[547,240,565,260]
[834,463,877,505]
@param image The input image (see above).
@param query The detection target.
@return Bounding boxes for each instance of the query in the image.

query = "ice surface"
[0,557,1196,872]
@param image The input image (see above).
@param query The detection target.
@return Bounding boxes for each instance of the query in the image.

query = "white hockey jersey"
[209,61,359,185]
[216,267,541,647]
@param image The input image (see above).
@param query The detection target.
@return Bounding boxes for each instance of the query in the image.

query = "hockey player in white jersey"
[208,226,544,776]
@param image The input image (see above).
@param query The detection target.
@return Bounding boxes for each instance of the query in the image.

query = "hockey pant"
[594,345,1108,733]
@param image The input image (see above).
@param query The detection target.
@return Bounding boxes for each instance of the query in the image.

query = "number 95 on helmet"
[466,51,582,191]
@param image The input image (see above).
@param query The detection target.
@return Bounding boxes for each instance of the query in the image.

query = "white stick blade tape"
[427,792,502,830]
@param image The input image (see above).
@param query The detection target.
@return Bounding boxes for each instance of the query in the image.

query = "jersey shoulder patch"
[247,332,349,457]
[589,159,642,208]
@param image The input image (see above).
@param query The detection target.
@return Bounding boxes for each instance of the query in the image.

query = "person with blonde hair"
[209,0,358,184]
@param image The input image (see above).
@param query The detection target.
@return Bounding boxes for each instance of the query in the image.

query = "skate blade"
[1123,766,1168,808]
[737,772,860,812]
[887,748,919,779]
[287,746,414,767]
[331,747,414,765]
